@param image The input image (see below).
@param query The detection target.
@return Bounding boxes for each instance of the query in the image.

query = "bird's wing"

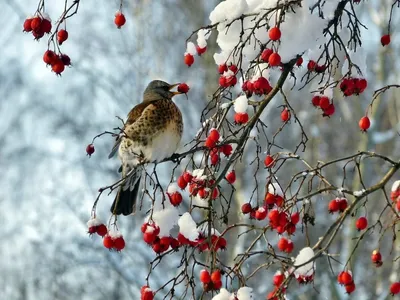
[108,101,155,159]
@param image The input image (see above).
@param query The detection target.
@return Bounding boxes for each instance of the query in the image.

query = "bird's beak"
[169,83,183,95]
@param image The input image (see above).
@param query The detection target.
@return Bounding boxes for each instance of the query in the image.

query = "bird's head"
[143,80,183,101]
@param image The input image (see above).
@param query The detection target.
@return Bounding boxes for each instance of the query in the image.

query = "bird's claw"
[170,153,181,163]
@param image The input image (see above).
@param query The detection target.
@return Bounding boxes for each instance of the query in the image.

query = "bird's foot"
[170,153,181,163]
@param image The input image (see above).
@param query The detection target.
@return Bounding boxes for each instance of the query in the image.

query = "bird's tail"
[110,168,141,216]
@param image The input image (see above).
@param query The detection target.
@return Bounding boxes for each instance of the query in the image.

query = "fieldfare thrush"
[109,80,184,216]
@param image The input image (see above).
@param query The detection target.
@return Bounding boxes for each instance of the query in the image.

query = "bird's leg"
[170,153,181,163]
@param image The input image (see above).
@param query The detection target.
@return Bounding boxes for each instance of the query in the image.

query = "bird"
[108,80,184,216]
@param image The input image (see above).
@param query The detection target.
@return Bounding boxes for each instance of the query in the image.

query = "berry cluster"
[311,95,335,117]
[218,64,238,88]
[142,222,179,254]
[23,14,52,40]
[23,14,71,75]
[242,76,273,97]
[337,270,356,294]
[199,269,223,292]
[340,77,368,96]
[328,197,348,213]
[103,231,126,251]
[87,218,125,251]
[307,60,327,73]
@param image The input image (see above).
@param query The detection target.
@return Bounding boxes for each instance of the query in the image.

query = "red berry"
[268,209,280,226]
[212,187,219,199]
[218,64,228,74]
[396,200,400,211]
[390,282,400,295]
[213,280,222,290]
[280,108,290,122]
[197,188,208,199]
[261,48,273,62]
[141,288,154,300]
[159,236,171,252]
[184,53,194,67]
[183,171,193,183]
[328,199,340,213]
[264,155,274,168]
[268,52,281,67]
[88,226,97,235]
[30,16,42,31]
[60,54,71,66]
[196,45,207,56]
[307,60,317,71]
[217,237,227,250]
[371,250,382,266]
[296,56,303,66]
[41,18,52,34]
[277,237,288,252]
[241,203,252,214]
[255,207,268,220]
[311,95,321,107]
[221,144,233,156]
[286,239,294,253]
[96,224,108,237]
[51,59,65,75]
[177,175,188,189]
[205,136,217,148]
[315,64,326,73]
[169,192,183,206]
[273,271,285,286]
[177,83,190,93]
[345,282,356,294]
[226,75,237,87]
[355,216,368,231]
[170,238,180,249]
[268,27,281,41]
[200,270,211,284]
[290,212,300,225]
[86,144,95,156]
[210,153,219,166]
[322,103,335,117]
[229,64,238,74]
[226,170,236,184]
[219,76,228,87]
[211,270,221,283]
[381,34,390,46]
[356,78,367,93]
[23,17,33,32]
[143,231,157,244]
[339,198,348,212]
[359,116,370,132]
[338,271,353,285]
[286,222,296,235]
[234,112,249,124]
[114,236,125,251]
[43,50,56,65]
[103,235,114,249]
[32,27,45,40]
[57,29,69,45]
[209,129,220,142]
[265,192,276,206]
[319,96,330,110]
[114,11,126,28]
